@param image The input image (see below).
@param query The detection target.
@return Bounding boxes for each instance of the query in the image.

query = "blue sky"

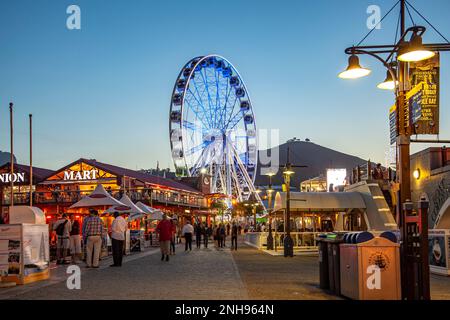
[0,0,449,171]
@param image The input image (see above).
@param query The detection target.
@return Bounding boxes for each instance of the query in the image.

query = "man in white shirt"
[110,212,128,267]
[182,220,194,251]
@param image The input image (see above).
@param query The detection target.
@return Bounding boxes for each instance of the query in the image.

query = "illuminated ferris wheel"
[169,55,261,204]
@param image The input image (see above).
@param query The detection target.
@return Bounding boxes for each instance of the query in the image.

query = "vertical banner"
[389,104,397,145]
[408,53,440,135]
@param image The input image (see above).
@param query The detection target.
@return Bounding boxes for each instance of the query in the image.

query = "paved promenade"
[1,237,449,300]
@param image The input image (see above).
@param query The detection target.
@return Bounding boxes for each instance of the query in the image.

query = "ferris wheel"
[169,55,261,205]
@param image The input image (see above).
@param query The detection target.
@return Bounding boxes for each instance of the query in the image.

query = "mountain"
[0,151,16,166]
[255,139,368,188]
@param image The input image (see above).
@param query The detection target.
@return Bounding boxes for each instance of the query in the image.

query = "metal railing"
[350,160,394,185]
[245,231,331,251]
[2,189,207,208]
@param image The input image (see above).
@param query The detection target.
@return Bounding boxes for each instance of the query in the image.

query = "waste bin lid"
[355,231,374,244]
[379,231,398,243]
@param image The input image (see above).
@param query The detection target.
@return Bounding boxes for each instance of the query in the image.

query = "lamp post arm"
[346,47,399,97]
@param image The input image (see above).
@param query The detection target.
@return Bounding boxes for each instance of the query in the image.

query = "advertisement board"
[408,53,440,135]
[0,224,22,277]
[429,229,450,276]
[326,169,347,192]
[0,224,50,283]
[22,224,50,276]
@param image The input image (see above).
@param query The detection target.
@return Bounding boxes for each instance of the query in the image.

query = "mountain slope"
[0,151,16,166]
[255,140,367,188]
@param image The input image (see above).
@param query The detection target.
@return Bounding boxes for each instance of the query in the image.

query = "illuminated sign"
[0,172,25,184]
[408,53,440,135]
[63,169,98,181]
[326,169,347,192]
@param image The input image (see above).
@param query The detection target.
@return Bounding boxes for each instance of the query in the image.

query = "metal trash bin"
[326,234,345,295]
[340,232,401,300]
[316,235,330,290]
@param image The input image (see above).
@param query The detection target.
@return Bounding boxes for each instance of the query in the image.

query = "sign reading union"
[0,172,26,184]
[63,169,98,181]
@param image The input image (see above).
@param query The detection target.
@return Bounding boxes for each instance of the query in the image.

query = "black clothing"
[231,236,238,250]
[70,220,80,236]
[185,233,192,251]
[112,239,124,266]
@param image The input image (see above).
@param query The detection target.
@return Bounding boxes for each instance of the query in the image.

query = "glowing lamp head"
[283,164,295,176]
[377,70,398,90]
[398,33,435,62]
[200,168,207,174]
[339,54,371,79]
[413,168,421,180]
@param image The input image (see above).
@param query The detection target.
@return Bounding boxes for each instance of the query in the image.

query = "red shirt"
[156,219,172,241]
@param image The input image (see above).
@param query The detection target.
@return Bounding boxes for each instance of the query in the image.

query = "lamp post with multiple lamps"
[266,173,275,250]
[339,0,450,299]
[280,147,307,257]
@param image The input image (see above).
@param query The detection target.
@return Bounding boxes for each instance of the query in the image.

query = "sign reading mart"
[63,169,98,181]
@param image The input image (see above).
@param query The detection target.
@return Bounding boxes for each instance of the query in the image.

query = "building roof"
[47,158,202,194]
[0,162,54,180]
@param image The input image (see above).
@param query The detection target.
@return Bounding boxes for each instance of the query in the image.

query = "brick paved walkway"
[1,237,449,300]
[1,243,247,300]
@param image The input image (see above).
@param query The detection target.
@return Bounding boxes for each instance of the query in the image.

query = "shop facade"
[0,163,54,223]
[1,158,212,223]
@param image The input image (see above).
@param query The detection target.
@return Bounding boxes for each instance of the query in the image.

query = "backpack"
[56,220,68,236]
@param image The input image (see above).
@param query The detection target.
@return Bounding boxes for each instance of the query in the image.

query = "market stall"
[69,184,128,258]
[136,201,164,247]
[0,206,50,285]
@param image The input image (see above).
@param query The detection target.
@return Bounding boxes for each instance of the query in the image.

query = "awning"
[273,192,367,212]
[69,184,126,208]
[135,201,164,220]
[105,194,143,213]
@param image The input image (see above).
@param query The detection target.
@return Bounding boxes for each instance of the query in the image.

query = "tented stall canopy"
[69,184,125,208]
[105,194,146,221]
[135,201,164,220]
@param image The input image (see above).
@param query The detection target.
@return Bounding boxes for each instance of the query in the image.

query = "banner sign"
[408,53,440,135]
[389,104,397,145]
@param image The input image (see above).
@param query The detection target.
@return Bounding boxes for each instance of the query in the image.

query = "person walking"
[69,215,82,263]
[226,223,231,236]
[82,209,105,268]
[203,223,209,248]
[231,222,238,250]
[170,218,177,255]
[195,222,203,249]
[110,212,128,267]
[219,224,226,248]
[156,214,172,261]
[54,213,72,264]
[182,220,194,251]
[215,225,221,247]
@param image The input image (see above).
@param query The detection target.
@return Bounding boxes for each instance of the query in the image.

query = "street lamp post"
[280,147,307,258]
[339,0,450,300]
[266,173,275,250]
[283,164,294,257]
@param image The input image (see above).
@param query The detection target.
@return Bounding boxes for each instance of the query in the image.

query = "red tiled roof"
[79,159,201,194]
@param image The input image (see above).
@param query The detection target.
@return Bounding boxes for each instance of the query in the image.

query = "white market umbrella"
[69,184,126,209]
[105,195,147,221]
[135,201,155,214]
[135,201,165,220]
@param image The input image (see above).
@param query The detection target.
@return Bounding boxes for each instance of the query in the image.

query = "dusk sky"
[0,0,449,171]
